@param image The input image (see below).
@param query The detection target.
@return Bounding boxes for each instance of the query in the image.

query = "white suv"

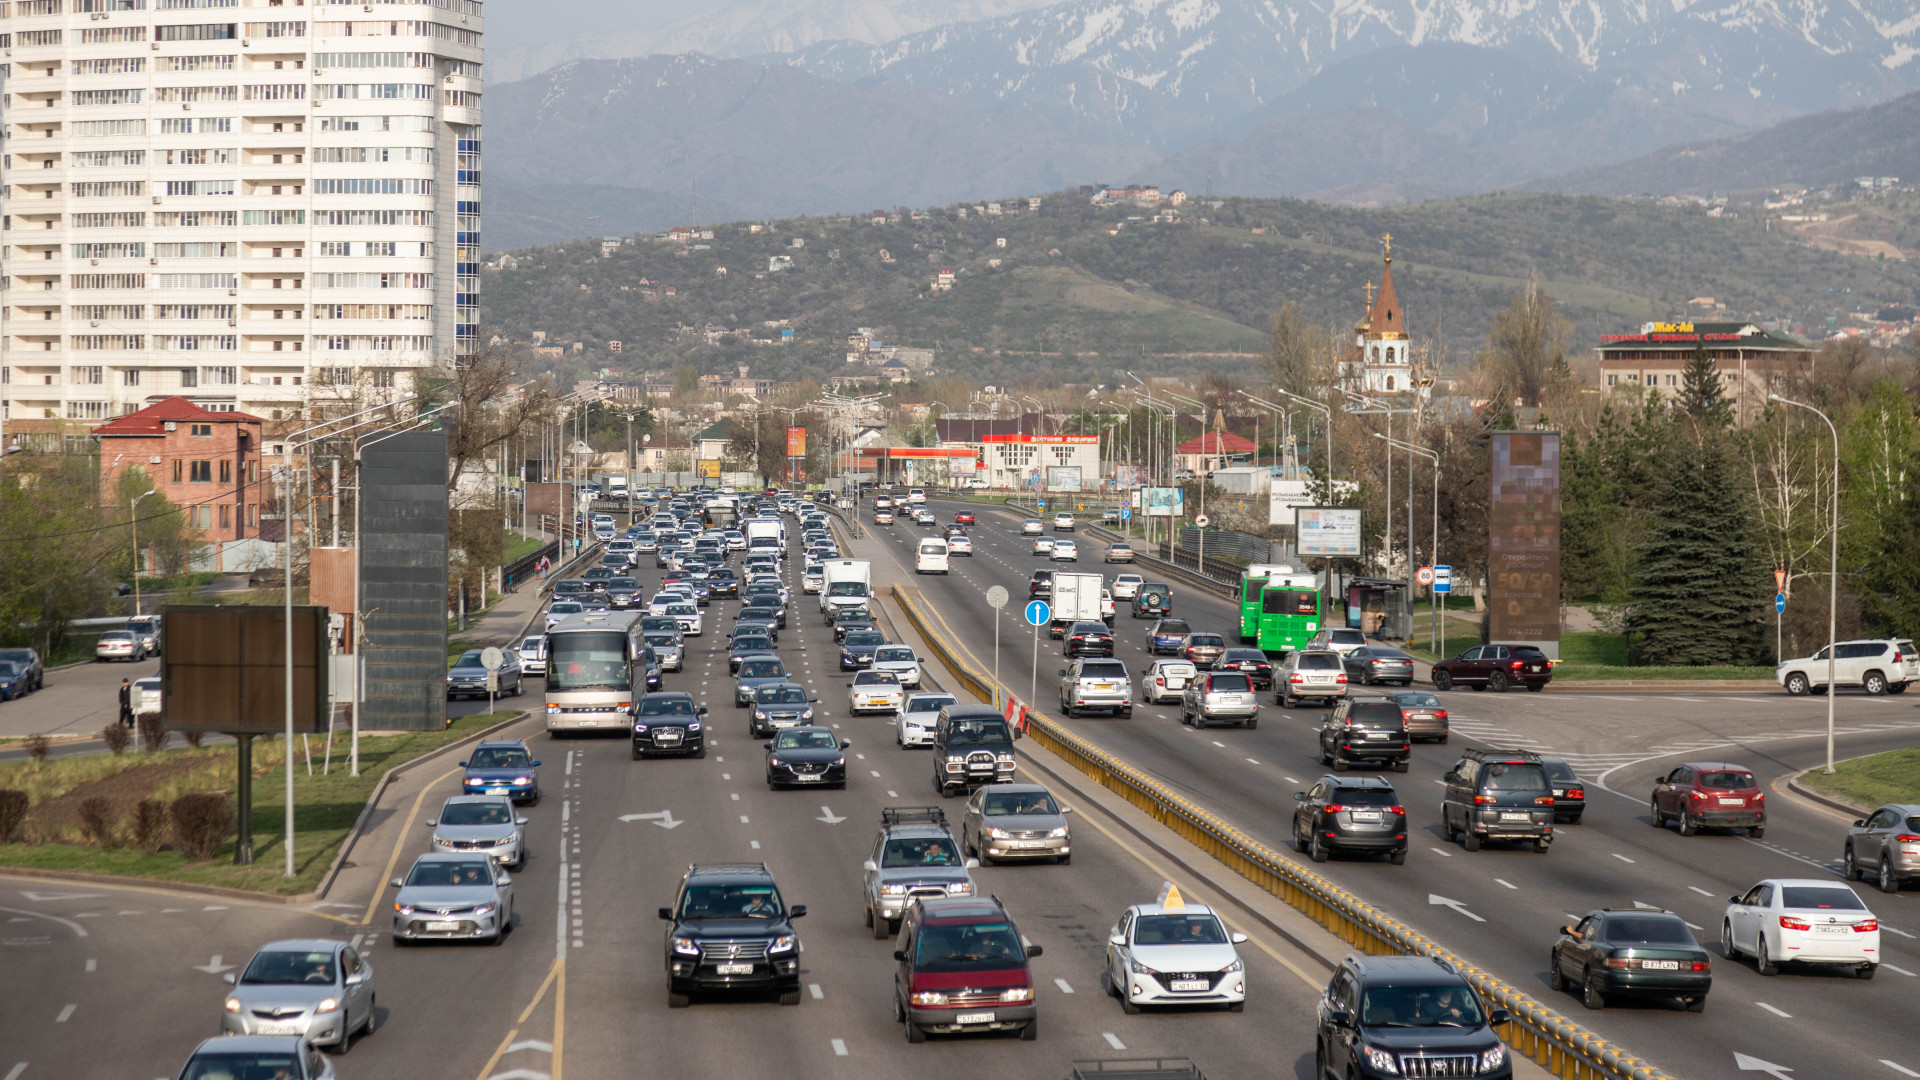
[1778,639,1918,696]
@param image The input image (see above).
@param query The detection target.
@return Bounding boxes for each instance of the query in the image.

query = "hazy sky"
[487,0,719,51]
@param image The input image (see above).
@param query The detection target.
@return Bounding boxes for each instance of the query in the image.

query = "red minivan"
[1650,762,1764,837]
[894,897,1041,1042]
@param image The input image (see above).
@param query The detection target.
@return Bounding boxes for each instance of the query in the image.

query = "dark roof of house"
[1598,322,1810,353]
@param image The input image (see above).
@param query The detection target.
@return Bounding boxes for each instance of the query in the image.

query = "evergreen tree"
[1679,343,1734,428]
[1625,435,1766,664]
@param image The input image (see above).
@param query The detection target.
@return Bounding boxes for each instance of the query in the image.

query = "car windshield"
[1296,653,1340,670]
[666,604,695,616]
[946,719,1011,748]
[101,632,133,643]
[1331,631,1366,644]
[913,920,1026,971]
[882,837,961,867]
[468,747,530,769]
[1331,787,1399,806]
[1482,763,1549,791]
[1348,705,1404,729]
[876,647,915,663]
[854,671,900,686]
[907,695,957,715]
[680,884,784,919]
[1604,917,1696,945]
[182,1053,304,1080]
[983,790,1059,816]
[0,663,18,677]
[405,860,493,887]
[1390,692,1443,708]
[775,730,839,750]
[733,637,773,653]
[758,685,808,704]
[453,651,485,667]
[1156,621,1191,635]
[549,603,583,615]
[240,949,336,985]
[740,659,784,679]
[644,633,678,648]
[844,631,884,647]
[640,697,696,716]
[1134,913,1227,944]
[441,801,513,825]
[1779,886,1868,911]
[1697,771,1756,789]
[609,577,638,590]
[1360,985,1486,1028]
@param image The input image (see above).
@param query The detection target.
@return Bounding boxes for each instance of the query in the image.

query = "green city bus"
[1237,564,1318,647]
[1256,579,1323,654]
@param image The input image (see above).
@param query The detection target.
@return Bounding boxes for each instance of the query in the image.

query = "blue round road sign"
[1775,592,1787,614]
[1025,599,1051,626]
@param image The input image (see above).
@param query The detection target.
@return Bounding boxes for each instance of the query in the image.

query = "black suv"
[631,691,707,759]
[1318,700,1412,773]
[1029,569,1053,598]
[1064,621,1114,657]
[659,862,806,1007]
[932,705,1019,797]
[1440,749,1555,852]
[1292,775,1407,864]
[1316,954,1512,1080]
[1550,909,1711,1012]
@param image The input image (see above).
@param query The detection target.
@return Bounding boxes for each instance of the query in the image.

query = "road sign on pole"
[1415,566,1435,586]
[1024,599,1051,626]
[1775,592,1787,614]
[987,586,1009,708]
[1432,565,1452,594]
[1774,569,1786,591]
[1194,514,1210,528]
[1120,507,1132,520]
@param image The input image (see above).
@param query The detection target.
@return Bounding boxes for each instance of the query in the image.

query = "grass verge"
[1797,748,1920,810]
[0,711,522,896]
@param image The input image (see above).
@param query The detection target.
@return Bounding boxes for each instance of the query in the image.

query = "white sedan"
[1053,513,1076,531]
[663,602,703,636]
[871,644,924,688]
[948,534,973,556]
[848,669,905,716]
[897,692,956,748]
[1112,574,1144,600]
[1105,900,1248,1012]
[1722,878,1880,978]
[1051,539,1078,561]
[1021,519,1045,535]
[1032,536,1055,556]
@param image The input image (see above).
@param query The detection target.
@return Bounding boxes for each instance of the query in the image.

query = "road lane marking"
[55,1004,74,1023]
[1103,1033,1126,1050]
[831,1039,848,1056]
[751,840,761,849]
[84,959,95,972]
[5,1064,24,1080]
[1754,1002,1791,1018]
[809,983,824,999]
[1884,926,1916,939]
[1055,978,1075,994]
[1882,1062,1920,1077]
[361,766,462,926]
[740,816,749,823]
[1878,963,1914,976]
[1493,879,1516,889]
[1212,741,1225,747]
[887,791,898,798]
[730,793,740,801]
[1690,886,1716,897]
[1285,777,1299,784]
[721,773,730,780]
[1611,854,1635,863]
[1429,848,1453,857]
[1246,758,1260,765]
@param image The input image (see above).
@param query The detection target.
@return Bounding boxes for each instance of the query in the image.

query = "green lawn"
[1798,748,1920,810]
[503,531,547,563]
[0,711,522,896]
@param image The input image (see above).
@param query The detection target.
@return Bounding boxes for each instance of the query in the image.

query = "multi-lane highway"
[855,497,1920,1080]
[1,502,1364,1080]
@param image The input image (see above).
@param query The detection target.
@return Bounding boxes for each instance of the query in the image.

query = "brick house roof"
[92,397,264,437]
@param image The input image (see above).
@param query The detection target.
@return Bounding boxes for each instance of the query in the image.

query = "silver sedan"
[962,782,1072,865]
[219,939,376,1051]
[427,794,527,869]
[390,853,515,945]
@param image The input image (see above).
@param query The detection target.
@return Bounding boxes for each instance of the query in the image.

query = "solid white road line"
[5,1063,26,1080]
[1493,879,1517,890]
[1429,848,1453,857]
[1611,854,1635,863]
[1880,963,1915,977]
[1754,1002,1791,1018]
[1689,886,1715,897]
[1882,1061,1920,1077]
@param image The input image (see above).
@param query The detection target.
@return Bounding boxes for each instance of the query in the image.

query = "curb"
[0,865,329,906]
[1785,772,1873,819]
[313,709,530,900]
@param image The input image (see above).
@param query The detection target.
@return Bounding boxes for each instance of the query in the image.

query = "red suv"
[894,896,1041,1042]
[1650,762,1764,838]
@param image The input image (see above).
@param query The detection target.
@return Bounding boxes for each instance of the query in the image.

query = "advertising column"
[1487,431,1562,658]
[786,426,807,487]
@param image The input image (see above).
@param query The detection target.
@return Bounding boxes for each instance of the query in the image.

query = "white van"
[915,538,950,575]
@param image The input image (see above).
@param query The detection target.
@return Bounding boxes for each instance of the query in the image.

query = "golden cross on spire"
[1382,232,1393,258]
[1362,281,1377,308]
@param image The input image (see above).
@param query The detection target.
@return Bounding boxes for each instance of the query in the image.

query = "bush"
[24,734,50,763]
[0,789,27,843]
[137,712,169,753]
[131,799,169,854]
[78,796,118,847]
[100,723,130,755]
[169,793,231,862]
[181,729,205,749]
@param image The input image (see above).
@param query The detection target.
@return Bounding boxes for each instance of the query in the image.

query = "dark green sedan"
[1550,909,1711,1012]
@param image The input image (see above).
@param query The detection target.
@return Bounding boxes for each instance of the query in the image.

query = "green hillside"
[477,192,1920,386]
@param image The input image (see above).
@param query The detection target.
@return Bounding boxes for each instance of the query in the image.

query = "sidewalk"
[455,540,603,650]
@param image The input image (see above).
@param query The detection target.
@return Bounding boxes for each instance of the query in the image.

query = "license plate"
[1641,960,1679,970]
[254,1022,304,1035]
[1169,979,1209,992]
[656,735,681,744]
[1553,790,1565,797]
[1095,683,1115,690]
[1814,925,1848,935]
[1718,798,1744,806]
[1010,840,1047,849]
[425,920,462,932]
[1364,732,1387,740]
[716,963,755,975]
[1351,811,1383,822]
[794,774,821,782]
[954,1011,995,1024]
[579,720,598,727]
[1499,812,1529,821]
[485,787,510,794]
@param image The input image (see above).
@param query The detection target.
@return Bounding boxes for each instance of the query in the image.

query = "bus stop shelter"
[1345,576,1411,642]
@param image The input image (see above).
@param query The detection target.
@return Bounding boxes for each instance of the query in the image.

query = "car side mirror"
[531,761,542,768]
[1061,806,1072,814]
[809,694,820,702]
[1488,1008,1512,1027]
[1057,669,1066,677]
[222,973,237,984]
[496,874,511,886]
[841,739,852,750]
[893,949,908,962]
[456,761,468,768]
[425,819,437,827]
[697,707,708,715]
[1653,775,1665,785]
[346,971,367,986]
[762,740,773,750]
[1853,820,1866,828]
[790,905,807,919]
[1729,895,1743,905]
[1328,1009,1353,1028]
[516,816,529,826]
[1026,943,1043,958]
[1109,934,1125,946]
[390,877,403,888]
[863,860,878,873]
[1293,792,1307,802]
[658,907,673,920]
[919,656,926,662]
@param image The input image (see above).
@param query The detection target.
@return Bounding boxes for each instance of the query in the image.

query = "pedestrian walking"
[118,677,134,728]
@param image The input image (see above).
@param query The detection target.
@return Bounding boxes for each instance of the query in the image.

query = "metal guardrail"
[889,582,1673,1080]
[994,496,1238,598]
[502,540,560,591]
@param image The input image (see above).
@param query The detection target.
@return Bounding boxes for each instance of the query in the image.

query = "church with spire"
[1337,235,1418,395]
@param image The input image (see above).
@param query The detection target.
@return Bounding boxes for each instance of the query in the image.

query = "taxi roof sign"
[1155,881,1186,911]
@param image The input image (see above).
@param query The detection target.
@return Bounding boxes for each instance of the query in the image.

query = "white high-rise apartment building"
[0,0,481,439]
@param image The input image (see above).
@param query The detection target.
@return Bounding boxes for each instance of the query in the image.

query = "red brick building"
[95,397,265,540]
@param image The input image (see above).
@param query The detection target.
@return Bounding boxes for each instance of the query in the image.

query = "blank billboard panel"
[358,428,449,730]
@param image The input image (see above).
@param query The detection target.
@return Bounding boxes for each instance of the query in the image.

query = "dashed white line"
[1755,1002,1791,1018]
[1688,886,1715,897]
[1429,848,1453,857]
[54,1004,75,1023]
[1103,1032,1127,1050]
[830,1038,848,1057]
[1054,978,1075,994]
[1211,741,1225,747]
[1882,1061,1920,1077]
[1246,758,1260,765]
[887,790,898,798]
[5,1063,25,1080]
[721,773,731,780]
[809,983,824,999]
[739,815,750,824]
[1610,854,1635,863]
[1284,777,1299,784]
[1493,879,1517,890]
[869,770,882,777]
[750,840,761,849]
[84,959,95,973]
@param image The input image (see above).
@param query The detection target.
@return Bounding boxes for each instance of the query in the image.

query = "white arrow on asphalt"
[1733,1053,1794,1080]
[617,811,681,829]
[817,806,846,825]
[1427,895,1485,922]
[503,1040,552,1055]
[193,955,234,975]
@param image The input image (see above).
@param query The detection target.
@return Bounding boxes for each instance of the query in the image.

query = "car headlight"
[947,881,974,895]
[224,997,242,1013]
[997,753,1015,763]
[470,903,496,916]
[395,903,414,915]
[768,935,796,954]
[1128,957,1159,975]
[832,756,845,767]
[800,708,814,721]
[433,836,452,847]
[315,997,341,1014]
[465,777,485,785]
[999,986,1033,1002]
[672,936,701,956]
[910,990,948,1006]
[1479,1047,1507,1073]
[633,723,648,733]
[769,756,784,767]
[754,710,769,720]
[1366,1047,1399,1074]
[1048,826,1069,838]
[882,883,909,896]
[1221,957,1244,973]
[987,827,1011,839]
[687,721,701,732]
[511,776,530,785]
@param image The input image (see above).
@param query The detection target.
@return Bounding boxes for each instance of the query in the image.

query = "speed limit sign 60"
[1416,566,1435,586]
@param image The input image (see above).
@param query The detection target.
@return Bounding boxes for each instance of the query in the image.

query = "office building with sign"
[1595,322,1813,425]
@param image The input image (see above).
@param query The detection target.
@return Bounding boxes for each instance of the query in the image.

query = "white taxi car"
[1105,893,1248,1013]
[1722,878,1880,978]
[848,669,905,716]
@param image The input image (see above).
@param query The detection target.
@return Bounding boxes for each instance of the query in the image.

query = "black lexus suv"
[1316,954,1513,1080]
[660,863,806,1007]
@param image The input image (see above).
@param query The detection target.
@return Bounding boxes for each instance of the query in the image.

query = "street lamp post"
[1375,433,1439,652]
[1770,393,1840,774]
[131,489,157,616]
[624,413,635,525]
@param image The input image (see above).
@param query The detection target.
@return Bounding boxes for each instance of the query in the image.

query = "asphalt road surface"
[853,497,1920,1080]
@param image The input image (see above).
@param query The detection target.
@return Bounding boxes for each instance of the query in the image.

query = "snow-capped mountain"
[781,0,1920,151]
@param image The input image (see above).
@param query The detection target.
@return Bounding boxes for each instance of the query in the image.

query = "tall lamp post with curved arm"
[130,489,157,617]
[1769,393,1839,774]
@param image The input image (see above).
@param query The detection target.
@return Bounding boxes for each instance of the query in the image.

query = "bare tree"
[1267,302,1333,400]
[1477,273,1573,407]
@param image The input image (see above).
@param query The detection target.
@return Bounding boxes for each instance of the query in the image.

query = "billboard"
[1144,487,1184,517]
[697,459,723,479]
[358,428,449,730]
[1045,465,1083,492]
[1488,431,1562,656]
[786,426,806,458]
[161,606,330,735]
[1295,507,1362,557]
[1268,479,1315,526]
